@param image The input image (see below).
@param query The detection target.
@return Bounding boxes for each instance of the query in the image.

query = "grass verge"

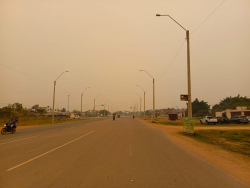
[139,117,250,127]
[180,130,250,157]
[0,117,92,127]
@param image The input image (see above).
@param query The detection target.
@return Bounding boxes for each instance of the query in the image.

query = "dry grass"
[0,116,92,127]
[140,116,250,127]
[181,130,250,157]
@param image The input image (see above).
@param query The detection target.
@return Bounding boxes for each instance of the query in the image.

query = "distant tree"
[189,98,210,117]
[212,95,250,115]
[61,108,66,112]
[36,109,46,114]
[99,110,110,116]
[72,110,81,113]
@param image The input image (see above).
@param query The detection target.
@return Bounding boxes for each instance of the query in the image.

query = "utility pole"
[68,95,70,113]
[156,14,192,118]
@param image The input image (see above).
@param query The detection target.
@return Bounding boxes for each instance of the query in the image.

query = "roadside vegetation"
[0,103,96,127]
[182,130,250,157]
[0,116,92,127]
[141,117,250,127]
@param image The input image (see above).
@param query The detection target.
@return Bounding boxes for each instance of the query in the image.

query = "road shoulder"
[138,118,250,187]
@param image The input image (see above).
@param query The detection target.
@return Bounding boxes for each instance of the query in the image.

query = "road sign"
[180,95,188,101]
[183,117,194,134]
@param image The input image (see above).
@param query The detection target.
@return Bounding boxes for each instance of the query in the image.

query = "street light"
[104,100,109,117]
[81,87,90,118]
[93,94,101,118]
[140,70,155,122]
[156,14,192,118]
[136,85,146,119]
[52,71,69,123]
[135,93,142,117]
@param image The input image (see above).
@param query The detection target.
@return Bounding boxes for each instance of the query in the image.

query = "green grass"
[181,130,250,157]
[140,117,250,127]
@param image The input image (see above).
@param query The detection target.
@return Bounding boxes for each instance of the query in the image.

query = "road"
[0,117,248,188]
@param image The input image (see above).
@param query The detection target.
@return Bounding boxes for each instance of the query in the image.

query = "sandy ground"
[140,119,250,187]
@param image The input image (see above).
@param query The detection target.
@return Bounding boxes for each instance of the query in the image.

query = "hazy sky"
[0,0,249,112]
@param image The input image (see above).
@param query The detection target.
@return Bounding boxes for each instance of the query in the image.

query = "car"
[200,116,218,125]
[216,116,230,124]
[246,116,250,122]
[230,116,249,124]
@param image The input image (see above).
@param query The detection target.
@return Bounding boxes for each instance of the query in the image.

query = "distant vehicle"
[1,123,16,135]
[74,116,81,119]
[230,116,249,124]
[200,116,218,125]
[246,116,250,122]
[216,116,230,124]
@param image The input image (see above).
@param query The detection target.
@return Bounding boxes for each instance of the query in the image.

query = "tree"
[190,98,210,117]
[72,110,81,113]
[61,108,66,112]
[212,95,250,115]
[99,110,110,116]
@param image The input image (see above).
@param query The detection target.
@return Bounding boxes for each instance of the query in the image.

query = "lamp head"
[156,14,161,16]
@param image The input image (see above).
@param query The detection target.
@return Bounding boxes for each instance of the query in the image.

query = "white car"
[246,116,250,122]
[200,116,218,125]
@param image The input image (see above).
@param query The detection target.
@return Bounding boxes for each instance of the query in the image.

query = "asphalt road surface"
[0,117,248,188]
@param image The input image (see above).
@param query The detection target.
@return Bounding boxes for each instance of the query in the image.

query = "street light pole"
[81,87,90,118]
[136,85,146,119]
[156,14,192,118]
[68,95,70,113]
[140,70,155,122]
[93,94,101,118]
[135,93,142,117]
[52,71,69,123]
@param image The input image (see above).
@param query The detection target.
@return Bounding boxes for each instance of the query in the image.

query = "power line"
[0,63,52,84]
[156,39,186,81]
[191,0,226,35]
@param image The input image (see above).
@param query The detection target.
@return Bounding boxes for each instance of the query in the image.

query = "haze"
[0,0,249,112]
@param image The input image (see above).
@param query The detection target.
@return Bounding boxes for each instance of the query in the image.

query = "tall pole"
[156,14,192,118]
[144,91,145,119]
[153,78,155,122]
[139,70,155,122]
[68,95,70,112]
[186,30,192,118]
[93,99,95,118]
[140,97,142,117]
[52,71,68,124]
[81,87,90,118]
[52,81,56,123]
[136,85,146,119]
[81,94,82,118]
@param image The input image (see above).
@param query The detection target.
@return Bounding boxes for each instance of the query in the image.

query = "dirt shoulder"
[139,118,250,187]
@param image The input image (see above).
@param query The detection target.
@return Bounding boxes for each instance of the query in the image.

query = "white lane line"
[62,127,74,131]
[0,130,57,146]
[6,131,95,171]
[0,135,40,146]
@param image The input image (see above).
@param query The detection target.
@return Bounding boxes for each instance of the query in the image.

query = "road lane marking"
[0,135,40,145]
[6,131,95,171]
[62,127,74,131]
[0,130,57,146]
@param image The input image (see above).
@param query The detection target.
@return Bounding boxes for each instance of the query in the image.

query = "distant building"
[161,109,173,114]
[215,106,250,119]
[31,104,59,113]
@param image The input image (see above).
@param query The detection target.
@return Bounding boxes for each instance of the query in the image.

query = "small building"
[169,113,178,121]
[216,106,250,119]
